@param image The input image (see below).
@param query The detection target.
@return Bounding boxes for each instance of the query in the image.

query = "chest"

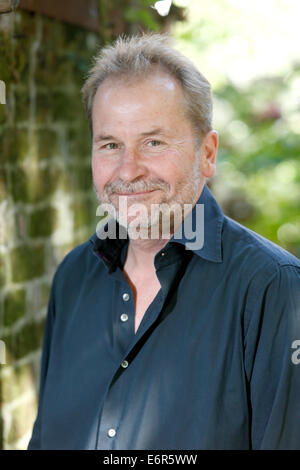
[133,277,161,333]
[42,267,248,449]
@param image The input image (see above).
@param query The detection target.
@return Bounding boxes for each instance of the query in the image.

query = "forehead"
[91,72,192,143]
[92,69,187,119]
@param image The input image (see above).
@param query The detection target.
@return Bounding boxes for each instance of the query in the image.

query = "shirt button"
[121,360,129,368]
[161,251,165,256]
[122,293,130,301]
[120,313,128,322]
[107,428,116,438]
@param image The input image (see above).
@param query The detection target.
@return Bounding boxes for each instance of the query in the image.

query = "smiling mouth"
[115,189,158,196]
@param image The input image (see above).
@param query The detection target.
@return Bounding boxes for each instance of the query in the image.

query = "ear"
[200,130,218,178]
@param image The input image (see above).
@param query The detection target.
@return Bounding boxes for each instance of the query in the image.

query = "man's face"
[91,69,216,235]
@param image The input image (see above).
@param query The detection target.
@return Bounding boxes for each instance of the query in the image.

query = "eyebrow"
[93,128,165,143]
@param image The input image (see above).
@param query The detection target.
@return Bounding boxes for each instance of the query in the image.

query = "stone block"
[10,243,45,283]
[6,395,37,444]
[28,206,58,238]
[73,198,96,230]
[73,165,93,192]
[10,166,62,203]
[2,317,46,362]
[12,11,36,83]
[26,281,51,316]
[66,125,91,161]
[1,363,35,403]
[0,253,7,289]
[3,288,26,328]
[0,167,8,201]
[52,91,84,122]
[0,29,14,84]
[14,88,30,124]
[36,90,53,124]
[36,129,60,160]
[35,48,74,88]
[14,210,27,242]
[39,16,65,56]
[0,127,29,164]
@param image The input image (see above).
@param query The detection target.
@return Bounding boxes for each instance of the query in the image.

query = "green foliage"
[97,0,184,42]
[173,1,300,258]
[211,65,300,258]
[124,5,160,32]
[98,0,162,43]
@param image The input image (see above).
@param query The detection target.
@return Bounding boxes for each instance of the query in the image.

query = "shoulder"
[51,235,98,290]
[221,215,300,315]
[222,215,300,281]
[221,217,300,334]
[59,238,93,270]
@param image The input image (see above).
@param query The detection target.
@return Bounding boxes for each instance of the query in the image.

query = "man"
[28,33,300,450]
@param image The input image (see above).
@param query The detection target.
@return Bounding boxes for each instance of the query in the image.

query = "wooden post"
[0,0,19,13]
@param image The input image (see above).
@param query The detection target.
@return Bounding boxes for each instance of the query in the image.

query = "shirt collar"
[168,184,224,263]
[89,184,224,267]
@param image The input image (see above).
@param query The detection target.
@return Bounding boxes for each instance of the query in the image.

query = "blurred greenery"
[97,0,185,42]
[172,0,300,257]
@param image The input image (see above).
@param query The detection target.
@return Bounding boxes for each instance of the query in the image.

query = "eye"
[148,140,162,147]
[104,143,119,150]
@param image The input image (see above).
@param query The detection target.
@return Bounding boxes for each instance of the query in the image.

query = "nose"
[117,147,147,182]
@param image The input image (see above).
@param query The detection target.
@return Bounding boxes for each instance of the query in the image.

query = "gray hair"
[81,33,213,142]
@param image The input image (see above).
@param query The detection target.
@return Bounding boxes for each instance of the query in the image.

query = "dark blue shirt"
[28,185,300,450]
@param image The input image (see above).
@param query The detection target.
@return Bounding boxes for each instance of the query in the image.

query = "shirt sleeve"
[244,264,300,449]
[27,282,56,450]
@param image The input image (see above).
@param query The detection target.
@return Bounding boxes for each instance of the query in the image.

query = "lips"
[115,189,157,196]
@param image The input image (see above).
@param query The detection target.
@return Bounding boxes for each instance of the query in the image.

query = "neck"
[126,235,171,271]
[122,184,205,271]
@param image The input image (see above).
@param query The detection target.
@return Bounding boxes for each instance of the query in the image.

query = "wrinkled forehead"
[94,64,185,106]
[91,65,200,147]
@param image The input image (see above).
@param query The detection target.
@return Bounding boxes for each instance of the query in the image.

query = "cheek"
[91,155,99,174]
[155,157,190,185]
[151,149,188,179]
[91,157,111,189]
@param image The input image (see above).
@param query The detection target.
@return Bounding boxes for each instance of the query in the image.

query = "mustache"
[104,178,170,194]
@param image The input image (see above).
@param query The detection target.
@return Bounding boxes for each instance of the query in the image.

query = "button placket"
[120,313,128,322]
[97,269,168,450]
[113,280,135,357]
[96,360,131,449]
[107,428,116,438]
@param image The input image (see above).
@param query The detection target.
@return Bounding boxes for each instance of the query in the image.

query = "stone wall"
[0,10,99,449]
